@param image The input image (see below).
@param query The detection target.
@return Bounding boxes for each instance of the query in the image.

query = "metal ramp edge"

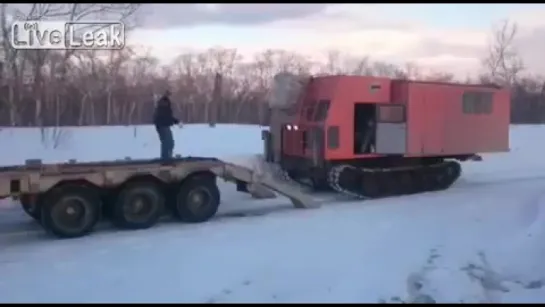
[210,162,319,209]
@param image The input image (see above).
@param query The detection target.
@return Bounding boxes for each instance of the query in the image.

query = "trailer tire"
[174,176,220,223]
[20,194,41,221]
[41,185,101,239]
[112,182,164,230]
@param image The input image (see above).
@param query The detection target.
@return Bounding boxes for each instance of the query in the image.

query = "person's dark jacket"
[153,95,179,128]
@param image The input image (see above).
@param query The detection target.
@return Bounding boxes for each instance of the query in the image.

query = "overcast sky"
[7,4,545,78]
[123,4,545,77]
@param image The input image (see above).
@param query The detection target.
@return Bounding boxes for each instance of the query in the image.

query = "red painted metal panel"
[278,75,510,161]
[405,81,510,156]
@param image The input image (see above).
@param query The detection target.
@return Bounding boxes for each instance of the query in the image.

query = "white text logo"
[10,21,125,50]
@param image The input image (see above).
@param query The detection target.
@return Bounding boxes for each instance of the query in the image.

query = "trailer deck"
[0,156,220,172]
[0,157,317,239]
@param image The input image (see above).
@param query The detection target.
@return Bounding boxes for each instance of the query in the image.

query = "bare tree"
[0,3,141,127]
[0,20,541,127]
[480,19,545,123]
[482,19,525,86]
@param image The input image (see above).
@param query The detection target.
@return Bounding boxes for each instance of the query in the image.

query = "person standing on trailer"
[153,89,179,161]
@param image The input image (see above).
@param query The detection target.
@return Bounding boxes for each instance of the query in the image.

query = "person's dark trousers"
[155,125,174,161]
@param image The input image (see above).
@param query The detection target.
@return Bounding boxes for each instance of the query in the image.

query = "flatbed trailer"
[0,157,316,239]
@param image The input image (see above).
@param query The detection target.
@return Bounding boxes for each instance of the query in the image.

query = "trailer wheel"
[20,194,41,221]
[174,176,220,223]
[41,185,101,239]
[112,182,164,229]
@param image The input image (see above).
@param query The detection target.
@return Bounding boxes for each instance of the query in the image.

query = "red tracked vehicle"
[262,73,510,198]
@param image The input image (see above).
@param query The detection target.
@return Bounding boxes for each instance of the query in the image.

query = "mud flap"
[236,180,249,192]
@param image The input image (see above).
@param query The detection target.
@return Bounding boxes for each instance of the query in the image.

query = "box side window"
[462,91,493,115]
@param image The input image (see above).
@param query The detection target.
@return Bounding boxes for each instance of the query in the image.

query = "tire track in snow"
[389,191,545,303]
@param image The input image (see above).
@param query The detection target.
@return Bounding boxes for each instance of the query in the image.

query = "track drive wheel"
[441,162,462,190]
[111,181,164,230]
[397,171,414,195]
[430,166,449,192]
[173,175,220,223]
[41,184,101,239]
[310,176,331,192]
[20,194,41,221]
[361,172,381,198]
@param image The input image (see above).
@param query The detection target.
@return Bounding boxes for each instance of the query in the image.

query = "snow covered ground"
[0,124,545,303]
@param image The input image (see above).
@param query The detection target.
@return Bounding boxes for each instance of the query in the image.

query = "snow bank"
[0,124,266,166]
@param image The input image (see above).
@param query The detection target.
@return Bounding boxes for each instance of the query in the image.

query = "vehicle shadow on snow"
[0,190,485,247]
[0,198,306,247]
[455,172,545,190]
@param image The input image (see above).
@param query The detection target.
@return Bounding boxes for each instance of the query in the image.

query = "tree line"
[0,5,543,127]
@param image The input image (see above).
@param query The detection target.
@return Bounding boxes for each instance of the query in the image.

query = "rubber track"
[326,161,462,199]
